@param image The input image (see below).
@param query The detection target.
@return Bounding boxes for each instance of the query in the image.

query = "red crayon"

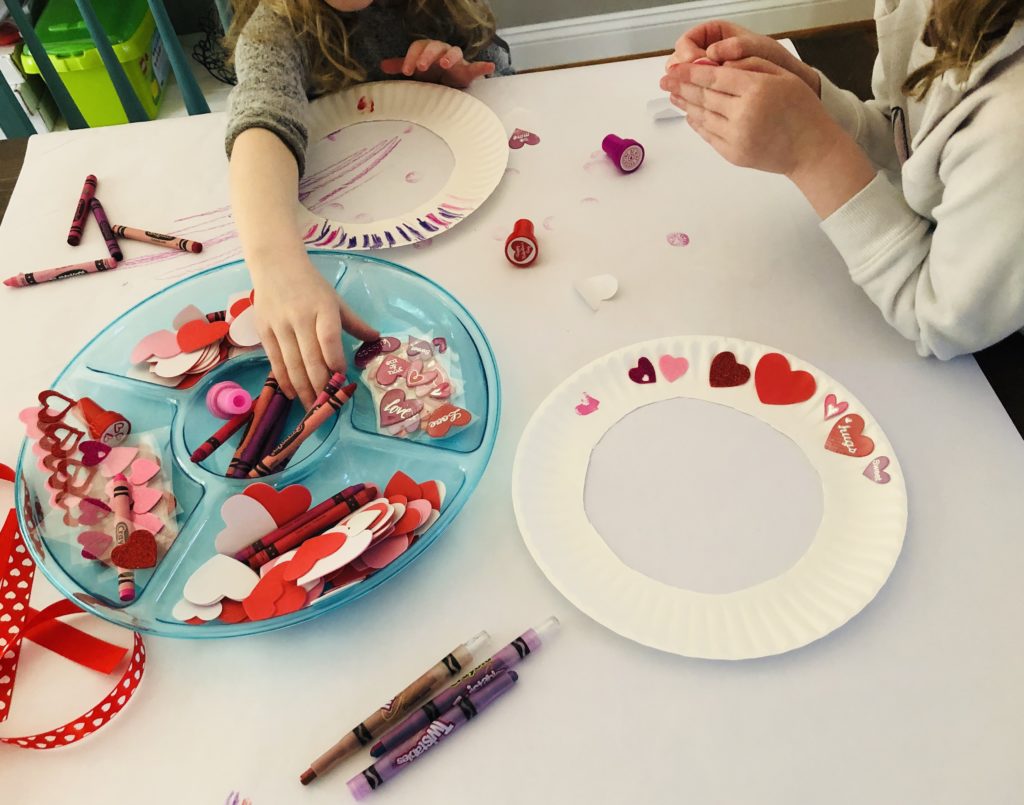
[3,257,118,288]
[233,483,368,562]
[111,224,203,254]
[247,487,377,570]
[191,410,253,463]
[67,174,97,246]
[89,197,123,262]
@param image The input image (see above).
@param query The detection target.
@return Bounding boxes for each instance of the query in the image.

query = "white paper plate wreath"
[512,336,908,660]
[301,81,508,250]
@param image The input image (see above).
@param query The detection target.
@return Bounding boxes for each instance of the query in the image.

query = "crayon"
[249,382,356,478]
[67,174,97,246]
[111,224,203,254]
[111,473,136,602]
[247,486,378,570]
[371,617,558,758]
[191,410,252,463]
[311,371,347,410]
[88,197,123,262]
[206,310,226,322]
[300,630,490,785]
[232,390,290,478]
[232,483,367,562]
[227,372,278,477]
[3,257,118,288]
[347,671,519,799]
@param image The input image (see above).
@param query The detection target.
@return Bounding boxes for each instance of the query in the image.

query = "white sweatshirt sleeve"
[820,95,1024,358]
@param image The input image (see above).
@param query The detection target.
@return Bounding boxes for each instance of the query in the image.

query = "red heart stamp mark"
[406,359,439,388]
[508,128,540,149]
[176,319,230,354]
[380,389,423,427]
[863,456,891,484]
[825,414,875,458]
[376,356,410,386]
[628,357,657,385]
[824,393,849,421]
[754,353,816,405]
[243,482,312,528]
[79,440,111,467]
[709,352,751,387]
[110,529,157,569]
[426,403,472,438]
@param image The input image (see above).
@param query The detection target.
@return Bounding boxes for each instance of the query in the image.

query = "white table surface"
[2,57,1023,805]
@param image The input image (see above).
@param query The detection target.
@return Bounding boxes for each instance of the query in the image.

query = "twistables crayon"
[227,372,278,477]
[300,630,491,785]
[111,224,203,254]
[233,484,367,562]
[191,410,252,463]
[249,382,356,478]
[67,174,97,245]
[370,617,559,758]
[247,486,378,569]
[110,473,136,602]
[3,257,118,288]
[347,671,520,799]
[232,390,289,477]
[88,197,123,262]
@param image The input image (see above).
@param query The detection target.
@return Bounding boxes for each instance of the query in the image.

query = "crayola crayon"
[232,389,289,477]
[88,197,123,261]
[67,174,97,245]
[301,631,490,785]
[3,257,118,288]
[227,372,278,477]
[191,410,252,463]
[111,224,203,254]
[111,473,135,602]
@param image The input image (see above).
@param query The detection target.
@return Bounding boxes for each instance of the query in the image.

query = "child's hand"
[252,256,378,408]
[659,58,843,178]
[380,40,495,88]
[666,20,820,95]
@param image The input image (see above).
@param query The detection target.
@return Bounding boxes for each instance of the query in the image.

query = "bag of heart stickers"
[355,333,475,440]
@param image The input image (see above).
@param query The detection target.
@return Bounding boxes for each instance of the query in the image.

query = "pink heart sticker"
[658,355,689,382]
[824,393,849,421]
[405,359,438,388]
[380,389,423,428]
[509,128,540,149]
[127,458,160,486]
[407,337,434,359]
[375,356,410,387]
[99,446,139,477]
[863,456,891,484]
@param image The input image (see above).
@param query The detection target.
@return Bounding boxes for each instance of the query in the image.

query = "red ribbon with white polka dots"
[0,467,146,749]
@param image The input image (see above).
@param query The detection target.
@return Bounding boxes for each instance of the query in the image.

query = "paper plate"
[512,336,908,660]
[300,81,507,250]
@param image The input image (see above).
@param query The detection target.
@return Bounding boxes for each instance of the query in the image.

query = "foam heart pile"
[129,291,261,388]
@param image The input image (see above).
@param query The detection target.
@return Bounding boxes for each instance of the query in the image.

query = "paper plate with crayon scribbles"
[15,252,500,638]
[512,336,907,660]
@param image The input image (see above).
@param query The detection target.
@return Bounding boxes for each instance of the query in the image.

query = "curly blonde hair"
[227,0,497,93]
[903,0,1023,98]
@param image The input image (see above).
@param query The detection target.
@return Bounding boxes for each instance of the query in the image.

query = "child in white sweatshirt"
[660,0,1024,359]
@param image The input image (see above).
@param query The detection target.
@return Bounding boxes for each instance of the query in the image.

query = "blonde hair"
[227,0,496,94]
[903,0,1024,98]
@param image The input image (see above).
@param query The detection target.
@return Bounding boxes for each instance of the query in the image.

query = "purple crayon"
[602,134,645,174]
[370,617,558,758]
[67,174,97,245]
[89,197,123,261]
[348,671,520,800]
[229,390,290,477]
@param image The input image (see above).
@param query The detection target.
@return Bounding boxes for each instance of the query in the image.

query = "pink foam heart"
[99,446,139,477]
[824,393,849,421]
[131,511,164,535]
[130,330,180,364]
[18,407,43,439]
[127,458,160,486]
[129,485,163,515]
[360,535,410,569]
[659,355,690,382]
[78,530,112,561]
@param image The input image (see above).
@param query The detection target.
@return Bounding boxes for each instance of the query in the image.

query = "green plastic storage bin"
[20,0,170,127]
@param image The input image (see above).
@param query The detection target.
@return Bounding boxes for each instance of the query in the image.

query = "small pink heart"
[824,393,849,421]
[79,441,111,467]
[127,458,160,486]
[78,498,111,526]
[78,530,112,561]
[130,329,181,364]
[575,394,600,416]
[130,485,163,515]
[99,446,139,477]
[863,456,891,484]
[18,407,43,439]
[131,511,164,535]
[509,128,540,149]
[375,356,410,387]
[405,359,439,388]
[658,355,690,382]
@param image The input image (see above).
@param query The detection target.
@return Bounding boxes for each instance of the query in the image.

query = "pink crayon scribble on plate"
[405,171,421,183]
[354,213,373,223]
[667,232,691,247]
[402,124,413,134]
[580,197,600,205]
[543,216,556,231]
[412,239,434,250]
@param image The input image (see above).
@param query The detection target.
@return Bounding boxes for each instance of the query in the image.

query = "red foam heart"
[242,564,292,621]
[709,352,751,387]
[0,463,14,482]
[109,529,157,569]
[229,297,252,319]
[323,563,371,590]
[825,414,875,458]
[218,599,250,624]
[418,480,442,510]
[426,404,472,438]
[385,471,422,501]
[243,483,312,528]
[282,531,348,582]
[754,353,816,405]
[627,357,656,385]
[176,319,229,354]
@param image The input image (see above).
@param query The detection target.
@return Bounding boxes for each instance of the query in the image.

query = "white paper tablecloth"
[1,58,1022,805]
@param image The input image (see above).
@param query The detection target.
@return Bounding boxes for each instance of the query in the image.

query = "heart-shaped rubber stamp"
[709,352,751,387]
[380,389,423,427]
[825,414,875,458]
[376,356,410,387]
[824,393,849,421]
[406,360,438,388]
[628,357,656,385]
[575,393,600,416]
[754,353,816,405]
[425,403,472,438]
[863,456,891,484]
[407,337,434,359]
[176,319,229,354]
[184,554,261,606]
[243,483,312,528]
[110,529,157,569]
[509,128,540,149]
[659,355,689,383]
[79,441,111,467]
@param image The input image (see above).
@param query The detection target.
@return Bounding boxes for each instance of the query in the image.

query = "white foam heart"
[172,304,206,329]
[296,529,373,587]
[151,348,206,379]
[214,493,278,555]
[227,305,261,348]
[172,598,222,622]
[574,274,619,311]
[183,554,259,606]
[341,502,391,535]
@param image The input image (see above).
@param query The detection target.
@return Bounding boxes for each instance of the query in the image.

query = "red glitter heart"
[709,352,751,387]
[109,529,157,569]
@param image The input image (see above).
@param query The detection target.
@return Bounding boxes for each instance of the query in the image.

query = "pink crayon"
[110,473,136,602]
[602,134,645,174]
[111,224,203,254]
[3,257,118,288]
[67,174,97,246]
[89,197,123,262]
